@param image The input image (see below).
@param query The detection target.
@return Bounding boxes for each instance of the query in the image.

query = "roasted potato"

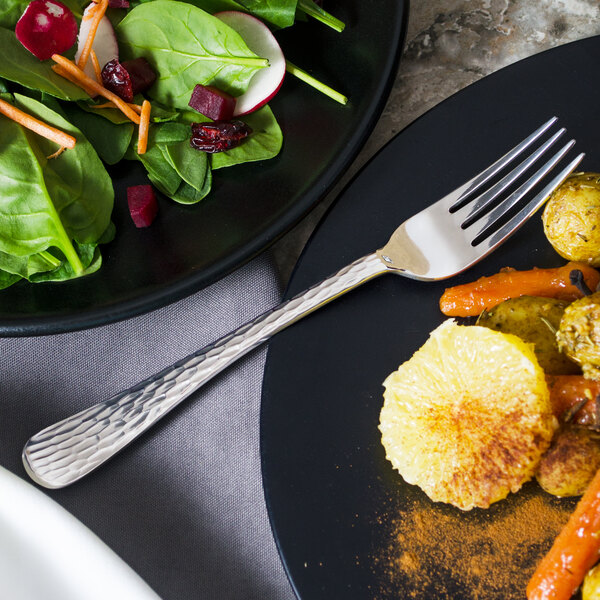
[557,291,600,380]
[477,296,579,375]
[542,172,600,266]
[583,563,600,600]
[536,425,600,497]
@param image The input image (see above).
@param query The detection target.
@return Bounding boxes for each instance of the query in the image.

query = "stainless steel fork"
[23,117,584,488]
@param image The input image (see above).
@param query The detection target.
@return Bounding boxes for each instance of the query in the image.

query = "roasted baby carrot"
[546,374,600,427]
[527,466,600,600]
[439,262,600,317]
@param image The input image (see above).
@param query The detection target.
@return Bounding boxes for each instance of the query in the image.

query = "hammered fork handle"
[23,252,388,488]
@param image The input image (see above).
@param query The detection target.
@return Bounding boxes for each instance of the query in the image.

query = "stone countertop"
[271,0,600,286]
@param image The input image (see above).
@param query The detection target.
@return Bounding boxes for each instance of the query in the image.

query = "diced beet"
[121,58,156,96]
[127,185,158,228]
[108,0,129,7]
[15,0,78,60]
[188,84,236,121]
[101,59,133,102]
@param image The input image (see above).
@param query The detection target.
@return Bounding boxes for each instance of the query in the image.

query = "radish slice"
[215,11,285,117]
[15,0,78,60]
[74,2,119,79]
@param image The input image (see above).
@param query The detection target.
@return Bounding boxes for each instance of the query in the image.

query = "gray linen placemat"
[0,252,295,600]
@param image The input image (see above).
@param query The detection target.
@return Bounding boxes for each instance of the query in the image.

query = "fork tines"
[450,117,584,249]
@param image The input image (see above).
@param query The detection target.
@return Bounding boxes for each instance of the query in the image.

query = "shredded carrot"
[51,64,98,97]
[51,54,141,125]
[92,101,143,114]
[527,467,600,600]
[439,262,600,317]
[90,49,102,84]
[46,146,67,160]
[77,0,108,70]
[0,98,76,149]
[137,100,151,154]
[82,0,100,20]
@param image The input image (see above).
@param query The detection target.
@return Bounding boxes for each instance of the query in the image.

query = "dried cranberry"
[190,120,252,153]
[101,58,156,102]
[121,58,156,96]
[101,59,133,102]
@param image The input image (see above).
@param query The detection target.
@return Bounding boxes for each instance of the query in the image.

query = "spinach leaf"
[0,94,113,276]
[116,1,269,109]
[0,248,62,279]
[162,140,212,202]
[0,269,21,290]
[137,144,182,196]
[169,176,212,204]
[0,27,88,100]
[78,97,180,125]
[153,122,190,143]
[211,104,282,169]
[133,0,247,12]
[62,103,135,165]
[234,0,296,29]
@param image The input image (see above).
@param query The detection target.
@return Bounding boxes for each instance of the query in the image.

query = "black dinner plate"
[0,0,408,336]
[260,36,600,599]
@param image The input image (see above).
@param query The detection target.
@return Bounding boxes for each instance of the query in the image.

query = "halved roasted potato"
[477,296,579,375]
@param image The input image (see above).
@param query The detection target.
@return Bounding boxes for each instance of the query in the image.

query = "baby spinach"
[133,121,212,204]
[116,1,268,109]
[0,94,113,282]
[0,26,88,100]
[162,139,211,202]
[233,0,296,29]
[62,103,135,165]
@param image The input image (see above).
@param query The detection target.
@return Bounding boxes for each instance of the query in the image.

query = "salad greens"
[0,0,343,288]
[0,26,89,100]
[0,93,114,288]
[116,1,268,110]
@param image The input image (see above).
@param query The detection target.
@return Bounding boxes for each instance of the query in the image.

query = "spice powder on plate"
[371,484,576,600]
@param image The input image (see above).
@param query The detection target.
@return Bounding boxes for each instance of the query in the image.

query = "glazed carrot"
[137,100,151,154]
[439,262,600,317]
[77,0,108,70]
[51,55,141,124]
[0,98,76,149]
[527,467,600,600]
[546,375,600,426]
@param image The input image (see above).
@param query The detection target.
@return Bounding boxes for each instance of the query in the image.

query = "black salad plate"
[0,0,408,336]
[261,36,600,600]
